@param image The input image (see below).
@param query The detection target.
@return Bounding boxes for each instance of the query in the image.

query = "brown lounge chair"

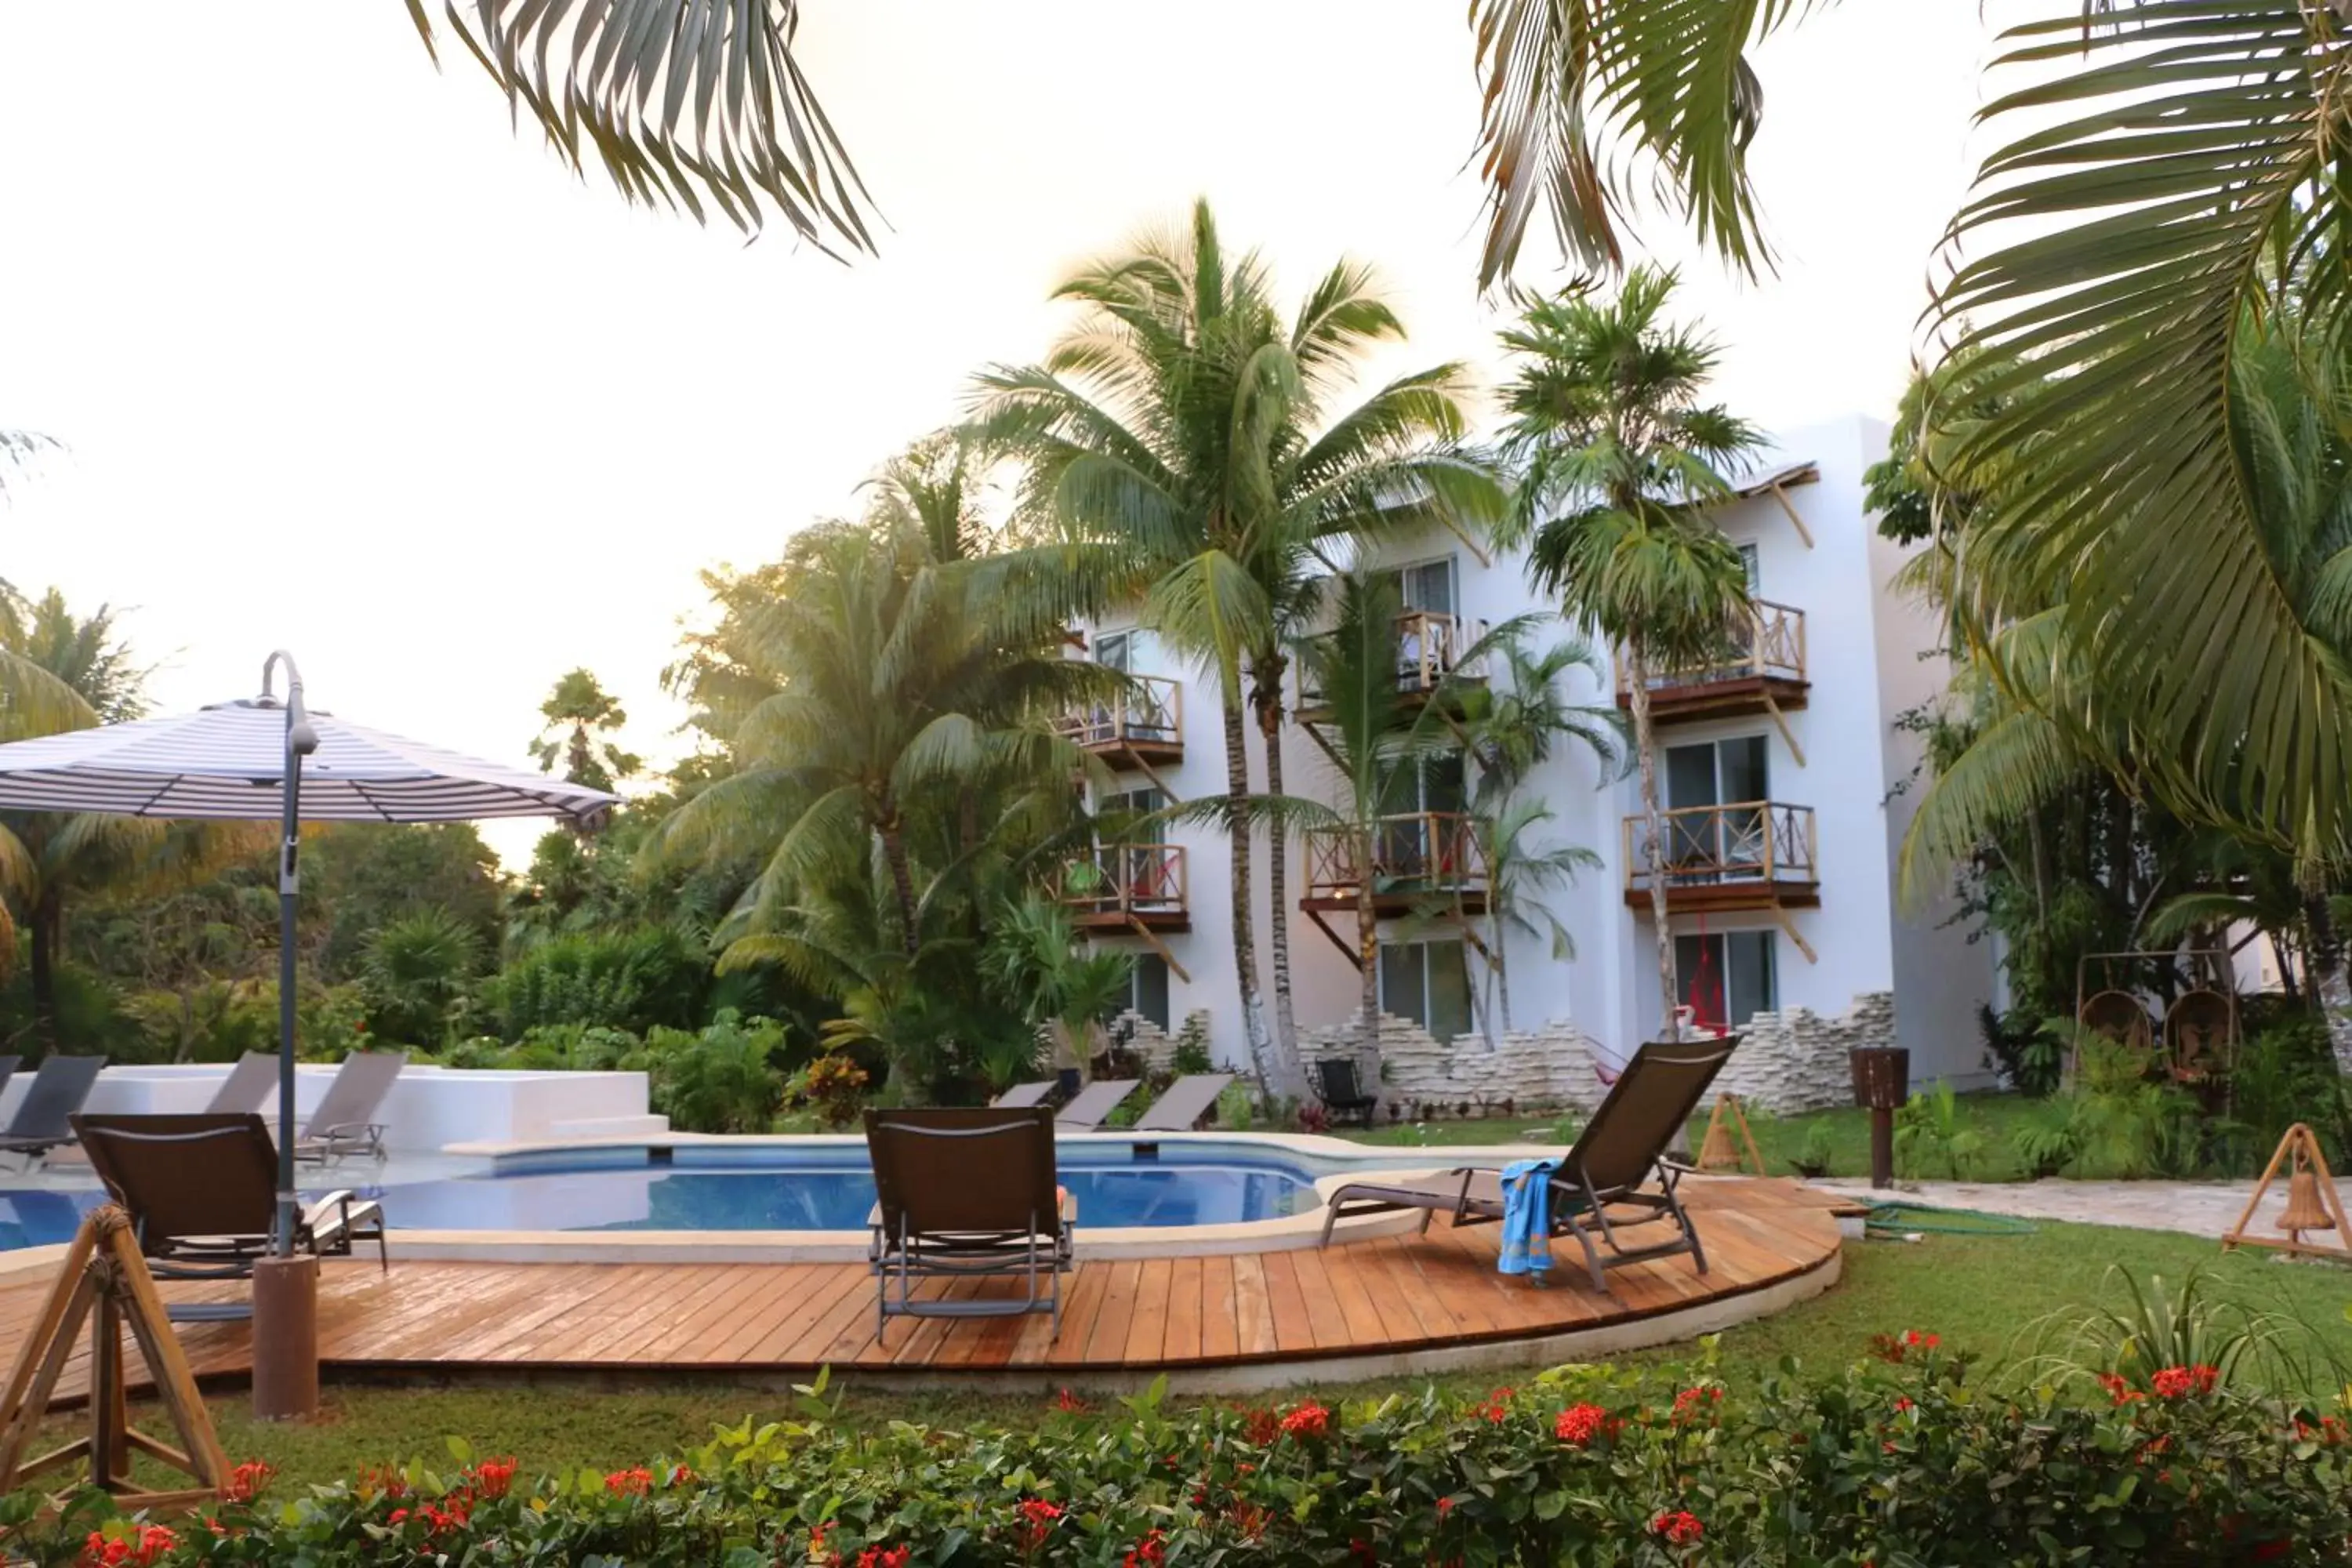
[865,1105,1074,1342]
[1133,1073,1235,1132]
[1317,1036,1738,1293]
[72,1112,388,1322]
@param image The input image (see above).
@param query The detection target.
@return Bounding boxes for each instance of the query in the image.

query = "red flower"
[1241,1406,1281,1445]
[604,1465,653,1496]
[1651,1510,1705,1546]
[1016,1497,1063,1552]
[856,1548,913,1568]
[1474,1386,1515,1423]
[358,1464,410,1500]
[78,1526,177,1568]
[1123,1527,1167,1568]
[222,1459,274,1504]
[1669,1386,1723,1425]
[2096,1373,2145,1407]
[1555,1403,1616,1446]
[1436,1494,1456,1516]
[2150,1364,2216,1399]
[667,1463,697,1487]
[1279,1401,1331,1439]
[1349,1539,1377,1566]
[467,1457,517,1499]
[1903,1330,1941,1351]
[1893,1396,1913,1414]
[1228,1501,1269,1541]
[1055,1388,1087,1414]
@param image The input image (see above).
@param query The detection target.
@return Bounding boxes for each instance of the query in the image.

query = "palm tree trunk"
[1252,660,1298,1091]
[1357,833,1381,1069]
[28,887,60,1053]
[1627,648,1679,1042]
[878,816,920,958]
[1220,695,1275,1095]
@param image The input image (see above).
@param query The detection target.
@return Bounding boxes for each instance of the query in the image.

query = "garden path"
[1818,1178,2272,1243]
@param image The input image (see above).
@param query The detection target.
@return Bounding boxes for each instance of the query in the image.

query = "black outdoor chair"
[1309,1056,1379,1127]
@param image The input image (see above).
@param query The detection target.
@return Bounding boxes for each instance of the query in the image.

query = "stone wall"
[1295,990,1899,1118]
[1104,1009,1214,1075]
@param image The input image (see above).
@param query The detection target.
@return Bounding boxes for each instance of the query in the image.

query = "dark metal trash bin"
[1849,1047,1910,1189]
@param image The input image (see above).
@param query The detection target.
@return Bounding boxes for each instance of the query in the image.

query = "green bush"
[476,927,707,1040]
[26,1338,2350,1566]
[641,1011,786,1134]
[357,909,485,1048]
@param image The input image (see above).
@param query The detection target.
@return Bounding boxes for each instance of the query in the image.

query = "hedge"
[19,1334,2352,1566]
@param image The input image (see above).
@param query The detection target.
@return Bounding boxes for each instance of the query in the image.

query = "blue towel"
[1496,1157,1562,1277]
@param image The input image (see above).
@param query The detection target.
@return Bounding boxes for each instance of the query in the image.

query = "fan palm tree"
[970,198,1503,1091]
[1497,267,1762,1040]
[528,668,641,794]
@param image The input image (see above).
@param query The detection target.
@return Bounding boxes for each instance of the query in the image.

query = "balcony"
[1617,601,1809,723]
[1054,843,1189,932]
[1622,802,1818,913]
[1302,811,1489,914]
[1054,675,1183,769]
[1296,611,1490,720]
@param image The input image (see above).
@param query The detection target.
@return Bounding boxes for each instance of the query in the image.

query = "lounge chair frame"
[294,1050,406,1165]
[1317,1037,1737,1293]
[73,1114,387,1320]
[0,1056,107,1169]
[865,1107,1073,1343]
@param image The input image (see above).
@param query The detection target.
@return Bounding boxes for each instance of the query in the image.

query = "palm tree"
[1497,267,1762,1040]
[1461,630,1621,1035]
[529,668,641,794]
[982,895,1135,1088]
[971,198,1503,1091]
[652,515,1102,1090]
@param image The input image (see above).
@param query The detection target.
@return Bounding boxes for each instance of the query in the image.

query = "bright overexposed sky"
[0,2,1998,862]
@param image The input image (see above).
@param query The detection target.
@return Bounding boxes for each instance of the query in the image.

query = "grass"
[62,1218,2352,1490]
[1331,1094,2050,1182]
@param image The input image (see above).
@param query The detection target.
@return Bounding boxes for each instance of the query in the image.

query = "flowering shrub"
[6,1345,2350,1566]
[787,1051,870,1129]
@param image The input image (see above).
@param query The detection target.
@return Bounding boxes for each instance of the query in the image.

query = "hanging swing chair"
[2164,989,2237,1102]
[2078,989,2154,1056]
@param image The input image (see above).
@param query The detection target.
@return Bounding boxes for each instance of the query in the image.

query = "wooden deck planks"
[0,1179,1838,1399]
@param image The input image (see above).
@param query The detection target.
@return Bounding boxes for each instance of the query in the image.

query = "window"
[1093,629,1148,672]
[1388,557,1457,617]
[1675,931,1778,1029]
[1664,735,1769,880]
[1109,953,1171,1031]
[1099,787,1167,844]
[1378,938,1472,1041]
[1737,542,1760,593]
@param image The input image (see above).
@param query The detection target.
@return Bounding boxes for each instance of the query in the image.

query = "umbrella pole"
[254,652,319,1422]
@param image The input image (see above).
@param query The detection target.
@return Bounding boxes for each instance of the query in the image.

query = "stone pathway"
[1817,1177,2264,1242]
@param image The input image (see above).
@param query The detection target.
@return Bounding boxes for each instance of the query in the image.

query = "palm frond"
[411,0,878,253]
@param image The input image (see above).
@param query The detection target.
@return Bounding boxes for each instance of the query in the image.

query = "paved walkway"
[1817,1178,2262,1242]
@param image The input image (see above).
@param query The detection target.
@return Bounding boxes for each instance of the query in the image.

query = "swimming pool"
[0,1144,1326,1249]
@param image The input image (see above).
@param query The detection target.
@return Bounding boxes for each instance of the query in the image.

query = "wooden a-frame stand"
[1696,1092,1767,1176]
[0,1207,227,1509]
[2221,1123,2352,1265]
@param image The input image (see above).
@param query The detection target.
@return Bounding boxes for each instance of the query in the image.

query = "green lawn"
[68,1218,2352,1490]
[1333,1094,2048,1182]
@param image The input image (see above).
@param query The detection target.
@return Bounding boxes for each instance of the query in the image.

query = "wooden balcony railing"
[1623,802,1817,898]
[1303,811,1490,905]
[1053,674,1181,753]
[1054,843,1188,924]
[1298,611,1491,710]
[1617,601,1806,697]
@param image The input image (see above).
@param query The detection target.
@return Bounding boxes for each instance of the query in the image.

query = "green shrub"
[1893,1080,1987,1179]
[2066,1037,2201,1178]
[642,1011,786,1134]
[477,927,706,1040]
[358,909,485,1048]
[29,1338,2350,1566]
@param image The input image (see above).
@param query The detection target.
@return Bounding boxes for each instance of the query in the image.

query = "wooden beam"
[1772,904,1820,964]
[1131,753,1181,806]
[1305,908,1362,969]
[1123,915,1192,985]
[1768,483,1815,549]
[1762,690,1806,768]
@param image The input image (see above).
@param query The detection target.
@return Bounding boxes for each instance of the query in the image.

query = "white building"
[1051,416,1999,1113]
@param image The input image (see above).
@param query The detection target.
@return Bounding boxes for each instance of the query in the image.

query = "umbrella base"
[250,1255,318,1421]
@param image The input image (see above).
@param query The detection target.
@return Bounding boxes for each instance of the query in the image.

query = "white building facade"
[1054,416,1999,1115]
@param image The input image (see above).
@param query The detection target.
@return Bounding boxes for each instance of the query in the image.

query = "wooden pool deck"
[0,1178,1849,1399]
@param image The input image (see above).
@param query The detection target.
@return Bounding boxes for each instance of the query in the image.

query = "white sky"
[0,2,1997,864]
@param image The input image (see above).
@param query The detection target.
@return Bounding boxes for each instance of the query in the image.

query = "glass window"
[1398,558,1457,617]
[1132,953,1171,1031]
[1094,630,1144,671]
[1378,939,1471,1040]
[1737,542,1761,593]
[1674,931,1777,1030]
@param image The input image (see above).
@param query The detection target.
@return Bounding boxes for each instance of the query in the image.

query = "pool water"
[0,1147,1322,1247]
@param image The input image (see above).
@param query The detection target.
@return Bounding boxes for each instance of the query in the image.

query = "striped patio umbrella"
[0,653,618,1268]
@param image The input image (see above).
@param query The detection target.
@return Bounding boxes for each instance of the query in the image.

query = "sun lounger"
[206,1051,281,1114]
[294,1050,406,1163]
[0,1055,107,1167]
[74,1112,387,1322]
[991,1081,1055,1109]
[1132,1073,1235,1132]
[864,1105,1074,1342]
[1309,1057,1379,1128]
[1318,1036,1738,1292]
[1053,1078,1139,1132]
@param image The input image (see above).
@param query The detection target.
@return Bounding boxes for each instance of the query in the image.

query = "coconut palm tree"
[970,198,1503,1091]
[1497,267,1762,1040]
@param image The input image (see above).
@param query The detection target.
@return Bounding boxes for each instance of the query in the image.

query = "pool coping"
[0,1133,1578,1270]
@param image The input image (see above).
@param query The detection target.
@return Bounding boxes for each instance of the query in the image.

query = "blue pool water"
[0,1145,1321,1248]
